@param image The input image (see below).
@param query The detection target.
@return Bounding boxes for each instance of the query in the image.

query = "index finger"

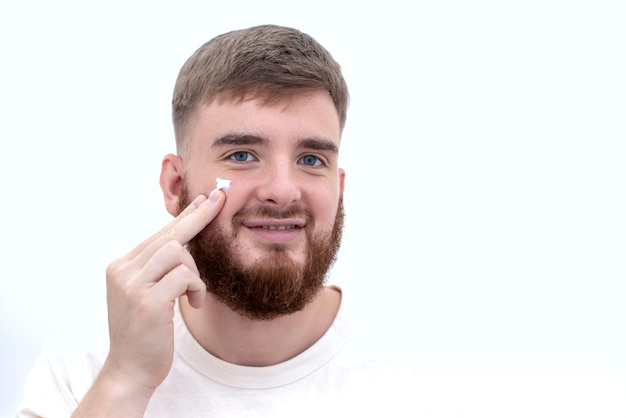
[126,189,226,261]
[168,189,226,244]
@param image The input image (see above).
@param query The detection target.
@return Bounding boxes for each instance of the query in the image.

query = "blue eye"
[300,155,321,167]
[230,151,253,162]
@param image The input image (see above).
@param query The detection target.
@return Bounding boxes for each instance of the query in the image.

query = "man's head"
[160,25,348,320]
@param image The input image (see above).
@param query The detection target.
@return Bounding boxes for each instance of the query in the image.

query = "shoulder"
[18,344,107,417]
[18,318,109,416]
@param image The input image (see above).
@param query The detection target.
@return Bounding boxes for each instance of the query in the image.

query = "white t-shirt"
[17,286,436,418]
[20,286,623,417]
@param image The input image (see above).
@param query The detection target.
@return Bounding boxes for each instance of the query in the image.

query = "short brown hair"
[172,24,349,150]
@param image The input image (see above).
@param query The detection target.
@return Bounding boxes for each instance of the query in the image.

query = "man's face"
[177,90,345,320]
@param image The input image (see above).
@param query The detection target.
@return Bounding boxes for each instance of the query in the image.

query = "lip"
[243,218,306,243]
[243,218,306,228]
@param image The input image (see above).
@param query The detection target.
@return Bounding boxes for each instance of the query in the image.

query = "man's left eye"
[300,155,322,167]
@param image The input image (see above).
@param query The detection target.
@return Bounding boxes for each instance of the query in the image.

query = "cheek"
[185,176,217,197]
[213,186,248,225]
[312,197,339,225]
[190,176,233,199]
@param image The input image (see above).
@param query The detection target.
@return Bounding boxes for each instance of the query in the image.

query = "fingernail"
[208,188,221,202]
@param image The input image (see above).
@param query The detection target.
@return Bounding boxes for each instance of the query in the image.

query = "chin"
[245,245,307,267]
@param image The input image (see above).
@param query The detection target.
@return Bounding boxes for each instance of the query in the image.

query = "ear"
[338,168,346,194]
[160,153,184,216]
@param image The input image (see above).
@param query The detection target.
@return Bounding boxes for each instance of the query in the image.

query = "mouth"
[242,218,306,243]
[258,224,299,231]
[244,217,306,229]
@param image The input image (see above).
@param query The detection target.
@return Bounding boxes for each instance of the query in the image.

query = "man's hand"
[72,190,226,417]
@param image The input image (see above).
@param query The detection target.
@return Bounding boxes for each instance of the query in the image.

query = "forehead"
[186,90,341,152]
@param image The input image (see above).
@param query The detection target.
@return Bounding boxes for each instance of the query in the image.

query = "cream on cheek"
[215,177,231,194]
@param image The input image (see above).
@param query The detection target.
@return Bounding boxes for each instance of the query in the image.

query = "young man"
[18,25,417,417]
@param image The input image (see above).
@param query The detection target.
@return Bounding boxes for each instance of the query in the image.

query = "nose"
[255,161,302,207]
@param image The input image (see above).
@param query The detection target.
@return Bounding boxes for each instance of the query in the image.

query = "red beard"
[179,184,344,320]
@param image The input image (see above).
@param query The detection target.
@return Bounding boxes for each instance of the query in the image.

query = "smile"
[243,217,307,230]
[243,218,305,244]
[259,225,298,231]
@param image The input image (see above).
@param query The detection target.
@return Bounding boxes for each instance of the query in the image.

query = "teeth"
[261,225,295,231]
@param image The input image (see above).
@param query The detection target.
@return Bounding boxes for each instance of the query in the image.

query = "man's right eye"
[229,151,254,162]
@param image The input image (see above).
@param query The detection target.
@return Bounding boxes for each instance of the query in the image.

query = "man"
[18,24,420,417]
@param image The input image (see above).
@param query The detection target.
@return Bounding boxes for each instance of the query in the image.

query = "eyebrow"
[212,133,268,148]
[298,138,339,154]
[212,133,338,154]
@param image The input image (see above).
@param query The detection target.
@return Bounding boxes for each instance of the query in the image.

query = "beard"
[178,183,344,321]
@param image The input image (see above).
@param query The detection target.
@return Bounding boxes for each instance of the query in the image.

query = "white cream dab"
[215,177,231,194]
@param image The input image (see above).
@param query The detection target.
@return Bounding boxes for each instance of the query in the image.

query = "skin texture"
[71,89,345,417]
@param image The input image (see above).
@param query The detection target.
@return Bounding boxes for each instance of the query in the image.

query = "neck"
[180,286,341,366]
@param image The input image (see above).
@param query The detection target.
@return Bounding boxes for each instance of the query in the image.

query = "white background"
[1,1,625,416]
